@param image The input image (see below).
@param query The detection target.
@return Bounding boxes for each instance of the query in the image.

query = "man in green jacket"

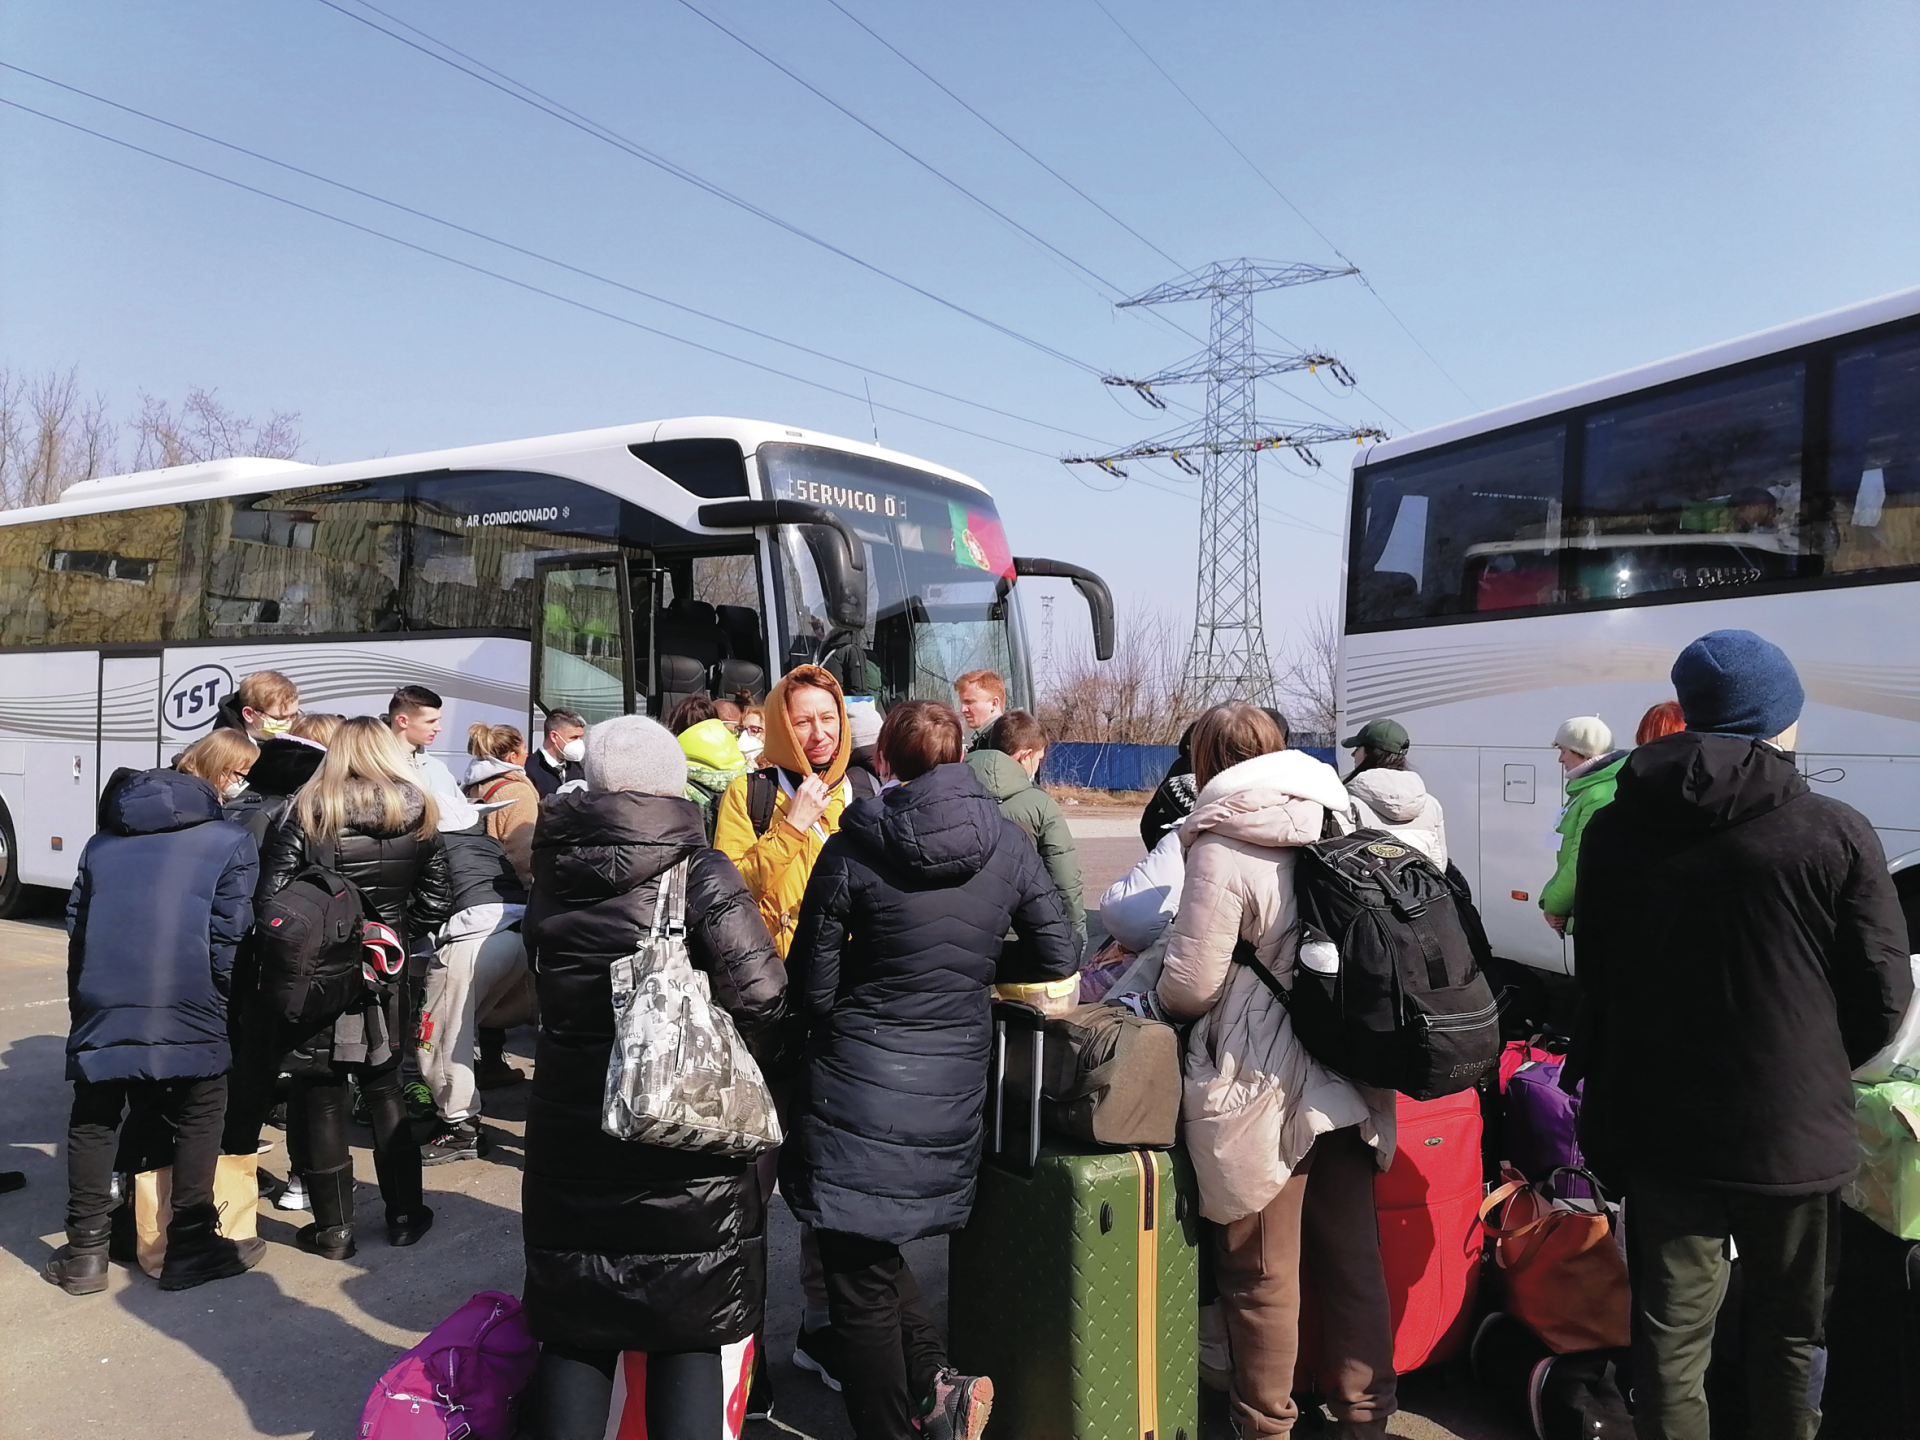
[966,710,1086,949]
[1541,714,1628,936]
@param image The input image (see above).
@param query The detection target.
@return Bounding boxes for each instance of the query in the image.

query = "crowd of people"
[35,627,1914,1440]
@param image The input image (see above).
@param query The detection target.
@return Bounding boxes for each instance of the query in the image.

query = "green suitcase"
[950,1004,1201,1440]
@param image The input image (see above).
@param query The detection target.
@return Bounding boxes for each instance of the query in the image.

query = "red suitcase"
[1295,1091,1485,1384]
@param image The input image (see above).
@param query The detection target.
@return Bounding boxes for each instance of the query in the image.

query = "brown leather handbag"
[1478,1165,1632,1353]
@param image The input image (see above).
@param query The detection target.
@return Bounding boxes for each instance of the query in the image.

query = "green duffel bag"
[1040,1003,1182,1149]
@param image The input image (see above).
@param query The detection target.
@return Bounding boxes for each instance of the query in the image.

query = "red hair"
[1636,700,1686,746]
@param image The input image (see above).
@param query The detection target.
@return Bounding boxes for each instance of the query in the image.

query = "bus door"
[101,652,163,785]
[1477,748,1570,974]
[646,550,772,718]
[531,556,637,728]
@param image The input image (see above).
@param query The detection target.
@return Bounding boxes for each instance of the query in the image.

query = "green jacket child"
[1541,716,1628,934]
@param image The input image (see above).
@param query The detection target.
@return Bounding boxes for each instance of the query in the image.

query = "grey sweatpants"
[418,906,535,1123]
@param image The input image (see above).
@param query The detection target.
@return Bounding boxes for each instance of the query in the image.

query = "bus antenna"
[864,378,880,447]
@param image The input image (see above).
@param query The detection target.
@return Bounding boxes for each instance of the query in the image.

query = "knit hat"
[846,696,883,752]
[1552,715,1612,758]
[584,715,688,797]
[1670,629,1805,740]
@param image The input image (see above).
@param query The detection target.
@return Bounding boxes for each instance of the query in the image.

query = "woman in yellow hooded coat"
[713,666,878,959]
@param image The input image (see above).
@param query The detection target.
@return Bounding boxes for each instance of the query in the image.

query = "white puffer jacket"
[1156,749,1398,1223]
[1345,767,1448,871]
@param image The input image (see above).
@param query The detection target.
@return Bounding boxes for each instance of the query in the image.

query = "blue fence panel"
[1040,741,1339,792]
[1039,742,1178,793]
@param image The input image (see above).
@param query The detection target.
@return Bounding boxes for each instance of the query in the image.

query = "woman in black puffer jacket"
[522,715,787,1440]
[784,701,1077,1440]
[253,716,451,1258]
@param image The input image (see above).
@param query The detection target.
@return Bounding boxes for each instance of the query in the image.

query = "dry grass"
[1042,783,1153,810]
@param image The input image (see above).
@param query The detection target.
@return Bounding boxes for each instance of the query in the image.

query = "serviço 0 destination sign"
[785,480,908,518]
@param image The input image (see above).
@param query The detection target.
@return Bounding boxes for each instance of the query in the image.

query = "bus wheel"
[0,802,20,920]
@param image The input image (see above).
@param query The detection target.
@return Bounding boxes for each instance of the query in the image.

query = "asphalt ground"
[0,808,1522,1439]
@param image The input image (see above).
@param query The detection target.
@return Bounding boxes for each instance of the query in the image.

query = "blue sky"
[4,1,1916,671]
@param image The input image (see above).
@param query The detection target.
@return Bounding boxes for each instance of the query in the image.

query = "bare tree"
[1274,602,1340,739]
[131,387,301,471]
[0,367,303,511]
[0,366,117,510]
[1039,603,1200,744]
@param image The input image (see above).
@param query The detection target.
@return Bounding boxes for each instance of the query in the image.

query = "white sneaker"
[275,1174,310,1212]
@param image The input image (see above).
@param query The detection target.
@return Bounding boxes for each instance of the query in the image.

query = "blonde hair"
[177,730,259,785]
[294,715,437,840]
[468,721,525,761]
[1190,702,1286,791]
[236,670,299,714]
[290,712,344,746]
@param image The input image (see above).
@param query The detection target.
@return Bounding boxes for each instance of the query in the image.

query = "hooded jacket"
[463,755,539,886]
[221,735,327,847]
[1156,749,1398,1224]
[965,747,1086,940]
[65,769,259,1083]
[257,780,453,1066]
[1345,767,1449,871]
[1573,732,1910,1195]
[522,789,786,1352]
[714,666,858,958]
[680,718,748,841]
[1540,750,1627,925]
[782,763,1079,1243]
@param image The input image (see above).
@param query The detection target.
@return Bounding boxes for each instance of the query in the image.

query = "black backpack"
[745,767,881,835]
[254,849,370,1031]
[1238,828,1501,1099]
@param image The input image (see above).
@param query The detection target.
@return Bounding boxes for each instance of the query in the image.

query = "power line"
[818,0,1183,273]
[0,95,1077,461]
[311,0,1104,376]
[0,61,1118,452]
[672,0,1125,304]
[1090,0,1481,411]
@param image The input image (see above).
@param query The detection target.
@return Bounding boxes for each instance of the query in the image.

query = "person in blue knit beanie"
[1669,629,1807,741]
[1565,629,1911,1440]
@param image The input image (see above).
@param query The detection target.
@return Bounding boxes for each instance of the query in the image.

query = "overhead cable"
[311,0,1103,376]
[1090,0,1481,409]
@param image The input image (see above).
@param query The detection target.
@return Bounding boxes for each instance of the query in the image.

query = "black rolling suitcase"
[1820,1203,1920,1439]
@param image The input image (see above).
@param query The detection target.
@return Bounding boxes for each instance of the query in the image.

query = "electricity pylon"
[1063,260,1384,709]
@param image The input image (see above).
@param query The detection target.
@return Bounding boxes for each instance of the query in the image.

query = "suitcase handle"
[986,1002,1045,1176]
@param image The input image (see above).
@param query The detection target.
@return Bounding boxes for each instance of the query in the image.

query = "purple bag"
[1505,1059,1592,1200]
[360,1290,539,1440]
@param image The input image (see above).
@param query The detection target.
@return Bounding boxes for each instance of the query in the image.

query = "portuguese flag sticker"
[948,502,1013,577]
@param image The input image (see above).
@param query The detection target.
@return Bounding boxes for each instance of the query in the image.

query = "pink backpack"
[360,1291,539,1440]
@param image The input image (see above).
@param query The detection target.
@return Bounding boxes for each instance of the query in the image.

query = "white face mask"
[736,733,764,763]
[220,779,249,802]
[560,737,586,764]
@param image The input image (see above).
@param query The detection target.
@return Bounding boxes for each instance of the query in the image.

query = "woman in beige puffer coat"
[1156,702,1398,1440]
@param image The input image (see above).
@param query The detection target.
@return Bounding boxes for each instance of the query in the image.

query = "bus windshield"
[759,444,1030,711]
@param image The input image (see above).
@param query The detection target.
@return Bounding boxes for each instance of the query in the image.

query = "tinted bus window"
[1572,363,1804,602]
[1350,427,1566,624]
[1825,331,1920,578]
[0,508,184,647]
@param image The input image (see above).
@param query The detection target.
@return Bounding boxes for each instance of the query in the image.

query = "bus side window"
[1826,333,1920,577]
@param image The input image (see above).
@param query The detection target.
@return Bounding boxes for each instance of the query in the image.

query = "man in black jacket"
[1575,629,1911,1440]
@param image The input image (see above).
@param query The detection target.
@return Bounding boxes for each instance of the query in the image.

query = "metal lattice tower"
[1063,260,1384,710]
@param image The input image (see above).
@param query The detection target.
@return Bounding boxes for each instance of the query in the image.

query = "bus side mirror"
[698,500,869,631]
[1012,557,1115,662]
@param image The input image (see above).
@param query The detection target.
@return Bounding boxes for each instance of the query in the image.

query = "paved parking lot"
[0,814,1520,1439]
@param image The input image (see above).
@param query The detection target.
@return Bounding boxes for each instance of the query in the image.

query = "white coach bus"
[1340,287,1920,974]
[0,417,1113,915]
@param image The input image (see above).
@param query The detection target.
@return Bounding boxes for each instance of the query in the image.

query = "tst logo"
[164,664,235,732]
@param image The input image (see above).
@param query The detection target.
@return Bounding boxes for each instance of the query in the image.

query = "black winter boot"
[296,1164,356,1260]
[157,1202,265,1291]
[42,1222,112,1296]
